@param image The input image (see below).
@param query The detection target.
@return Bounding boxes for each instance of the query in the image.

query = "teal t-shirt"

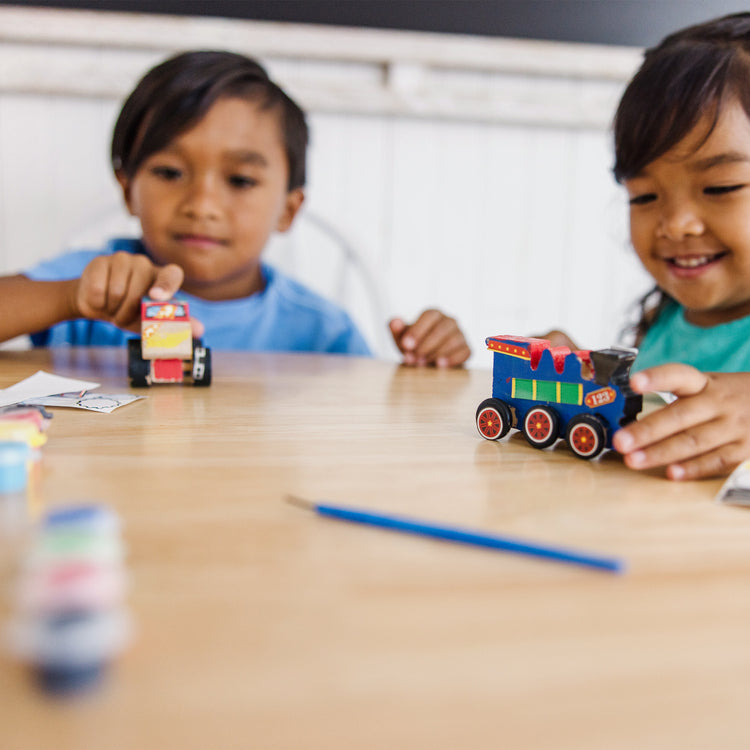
[634,300,750,373]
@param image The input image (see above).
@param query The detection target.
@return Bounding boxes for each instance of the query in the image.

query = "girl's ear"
[276,188,305,232]
[115,170,137,216]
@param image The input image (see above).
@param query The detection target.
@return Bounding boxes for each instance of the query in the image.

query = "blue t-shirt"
[25,238,372,356]
[634,300,750,372]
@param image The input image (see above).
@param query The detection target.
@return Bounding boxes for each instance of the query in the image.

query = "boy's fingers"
[105,253,135,315]
[112,255,163,329]
[411,317,457,359]
[401,309,444,348]
[436,339,471,368]
[535,329,577,349]
[190,317,205,338]
[389,317,406,337]
[79,256,111,314]
[389,317,415,353]
[149,264,184,299]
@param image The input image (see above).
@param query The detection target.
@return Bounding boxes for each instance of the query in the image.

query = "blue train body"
[476,335,642,459]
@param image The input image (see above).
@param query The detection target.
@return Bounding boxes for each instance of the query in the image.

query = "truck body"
[127,297,211,387]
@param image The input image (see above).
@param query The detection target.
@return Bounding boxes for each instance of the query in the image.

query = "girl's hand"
[73,252,203,335]
[612,364,750,480]
[389,310,471,368]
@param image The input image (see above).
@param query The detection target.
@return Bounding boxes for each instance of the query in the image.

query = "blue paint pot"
[0,441,30,493]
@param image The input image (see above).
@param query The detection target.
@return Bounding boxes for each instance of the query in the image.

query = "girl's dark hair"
[111,50,308,190]
[613,13,750,344]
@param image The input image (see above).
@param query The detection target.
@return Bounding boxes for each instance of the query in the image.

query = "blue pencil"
[286,496,626,574]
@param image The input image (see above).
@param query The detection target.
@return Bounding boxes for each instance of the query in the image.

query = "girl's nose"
[657,201,704,240]
[180,177,221,220]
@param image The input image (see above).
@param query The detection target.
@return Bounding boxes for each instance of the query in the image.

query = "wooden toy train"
[476,335,642,459]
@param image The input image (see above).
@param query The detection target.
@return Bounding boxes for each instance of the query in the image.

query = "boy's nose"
[180,178,222,220]
[657,202,704,240]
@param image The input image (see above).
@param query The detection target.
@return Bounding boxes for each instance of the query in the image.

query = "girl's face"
[625,98,750,327]
[118,96,304,300]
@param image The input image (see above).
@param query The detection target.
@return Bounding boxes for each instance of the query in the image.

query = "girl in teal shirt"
[549,13,750,481]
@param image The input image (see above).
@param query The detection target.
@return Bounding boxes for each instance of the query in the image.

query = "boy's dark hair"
[613,12,750,344]
[111,50,308,190]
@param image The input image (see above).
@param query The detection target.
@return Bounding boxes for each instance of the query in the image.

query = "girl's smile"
[625,98,750,327]
[660,249,730,277]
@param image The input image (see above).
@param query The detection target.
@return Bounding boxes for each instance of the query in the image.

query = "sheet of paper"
[24,393,143,413]
[655,391,677,405]
[715,459,750,507]
[0,371,100,408]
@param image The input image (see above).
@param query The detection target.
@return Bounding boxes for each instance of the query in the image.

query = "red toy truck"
[127,297,211,387]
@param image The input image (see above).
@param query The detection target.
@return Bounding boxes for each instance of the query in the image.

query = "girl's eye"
[228,174,258,189]
[704,184,745,195]
[150,166,182,181]
[629,193,657,206]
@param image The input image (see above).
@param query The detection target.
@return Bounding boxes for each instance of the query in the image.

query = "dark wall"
[4,0,750,47]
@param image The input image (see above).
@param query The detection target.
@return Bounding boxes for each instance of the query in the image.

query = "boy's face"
[624,98,750,327]
[118,96,304,300]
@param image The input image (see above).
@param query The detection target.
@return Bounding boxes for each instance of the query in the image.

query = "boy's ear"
[115,170,137,216]
[276,188,305,232]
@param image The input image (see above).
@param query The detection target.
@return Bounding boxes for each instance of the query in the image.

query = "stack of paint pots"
[7,504,132,694]
[0,405,51,521]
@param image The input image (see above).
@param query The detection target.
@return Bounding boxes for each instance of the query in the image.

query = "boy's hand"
[612,364,750,480]
[73,252,203,336]
[535,329,579,350]
[389,310,470,368]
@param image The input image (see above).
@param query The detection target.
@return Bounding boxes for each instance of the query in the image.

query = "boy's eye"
[228,174,258,189]
[150,166,182,181]
[704,184,745,195]
[628,193,657,206]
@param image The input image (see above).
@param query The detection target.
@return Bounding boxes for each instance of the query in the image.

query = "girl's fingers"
[614,392,723,454]
[620,415,728,470]
[630,363,709,398]
[665,442,750,481]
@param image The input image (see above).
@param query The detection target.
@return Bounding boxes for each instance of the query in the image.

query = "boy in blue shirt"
[0,50,470,367]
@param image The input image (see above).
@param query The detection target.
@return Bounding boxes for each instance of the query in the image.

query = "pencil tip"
[284,494,314,510]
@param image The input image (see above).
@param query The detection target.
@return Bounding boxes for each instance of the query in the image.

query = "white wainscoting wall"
[0,6,651,364]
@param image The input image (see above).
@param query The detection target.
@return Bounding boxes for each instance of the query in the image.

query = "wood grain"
[0,348,745,750]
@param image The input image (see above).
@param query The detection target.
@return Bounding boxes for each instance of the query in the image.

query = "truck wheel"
[192,345,212,386]
[127,338,150,387]
[522,406,559,449]
[476,398,512,440]
[566,414,606,459]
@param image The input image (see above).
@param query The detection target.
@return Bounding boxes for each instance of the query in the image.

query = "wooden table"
[0,348,748,750]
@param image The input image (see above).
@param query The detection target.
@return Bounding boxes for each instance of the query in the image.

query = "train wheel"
[522,406,559,449]
[475,399,512,440]
[566,414,606,459]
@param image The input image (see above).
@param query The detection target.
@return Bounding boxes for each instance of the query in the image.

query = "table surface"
[0,348,747,750]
